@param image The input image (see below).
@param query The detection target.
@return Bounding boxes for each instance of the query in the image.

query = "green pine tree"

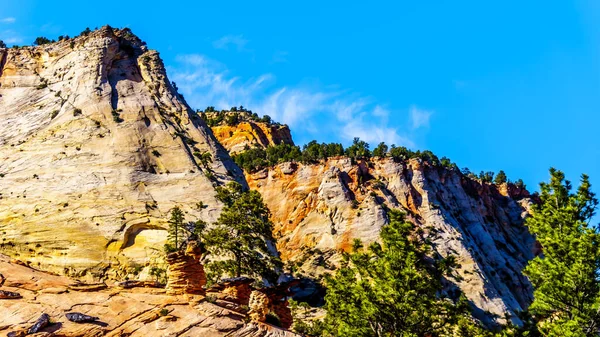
[165,206,186,252]
[523,168,599,336]
[494,170,508,185]
[322,209,479,336]
[372,142,388,158]
[203,182,282,283]
[345,137,371,159]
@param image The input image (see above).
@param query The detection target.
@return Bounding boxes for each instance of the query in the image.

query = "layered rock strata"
[165,241,206,295]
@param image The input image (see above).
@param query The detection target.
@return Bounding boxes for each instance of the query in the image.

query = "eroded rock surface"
[165,241,206,295]
[0,27,242,280]
[248,290,271,323]
[207,111,294,154]
[247,157,536,325]
[0,254,298,336]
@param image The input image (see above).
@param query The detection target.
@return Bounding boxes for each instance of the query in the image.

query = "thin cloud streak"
[410,105,433,129]
[170,53,418,147]
[213,34,249,51]
[0,17,16,24]
[0,29,23,44]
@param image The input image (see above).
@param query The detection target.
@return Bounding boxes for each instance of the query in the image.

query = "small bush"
[265,312,281,327]
[152,150,161,157]
[73,108,82,116]
[112,111,123,123]
[163,243,176,254]
[159,308,169,316]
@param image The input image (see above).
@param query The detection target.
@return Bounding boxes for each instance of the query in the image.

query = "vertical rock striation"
[246,157,536,326]
[0,27,243,279]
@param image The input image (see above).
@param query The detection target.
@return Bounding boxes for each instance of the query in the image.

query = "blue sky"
[1,0,599,197]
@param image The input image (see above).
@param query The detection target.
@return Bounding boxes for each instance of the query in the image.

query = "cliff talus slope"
[0,27,242,279]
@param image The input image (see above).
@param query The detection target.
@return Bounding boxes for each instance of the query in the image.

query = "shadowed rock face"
[0,27,243,280]
[246,157,537,326]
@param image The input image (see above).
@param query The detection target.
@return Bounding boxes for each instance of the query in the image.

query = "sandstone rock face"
[248,290,271,323]
[0,254,298,336]
[246,157,536,326]
[207,111,294,154]
[165,241,206,295]
[0,27,243,280]
[210,277,254,305]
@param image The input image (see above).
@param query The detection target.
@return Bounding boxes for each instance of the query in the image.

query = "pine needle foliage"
[523,168,600,337]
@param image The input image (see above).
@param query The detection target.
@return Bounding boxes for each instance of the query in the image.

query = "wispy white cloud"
[0,29,23,44]
[0,17,16,24]
[342,114,414,147]
[170,54,419,147]
[213,34,249,51]
[410,105,433,129]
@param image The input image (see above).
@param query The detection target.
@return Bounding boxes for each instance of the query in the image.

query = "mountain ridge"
[0,26,539,330]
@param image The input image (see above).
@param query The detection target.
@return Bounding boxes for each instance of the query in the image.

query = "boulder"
[65,312,100,323]
[0,290,22,299]
[27,313,51,334]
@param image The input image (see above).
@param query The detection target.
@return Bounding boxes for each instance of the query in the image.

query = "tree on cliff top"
[494,170,508,184]
[0,40,6,48]
[372,142,388,158]
[33,36,53,45]
[322,209,484,336]
[203,181,282,284]
[523,168,600,337]
[345,137,371,159]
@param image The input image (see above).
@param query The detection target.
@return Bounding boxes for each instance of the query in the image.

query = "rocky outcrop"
[65,312,100,323]
[0,254,298,336]
[207,111,294,154]
[165,241,206,295]
[210,277,254,305]
[248,290,271,323]
[28,314,51,334]
[246,157,536,326]
[0,27,243,280]
[0,289,21,299]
